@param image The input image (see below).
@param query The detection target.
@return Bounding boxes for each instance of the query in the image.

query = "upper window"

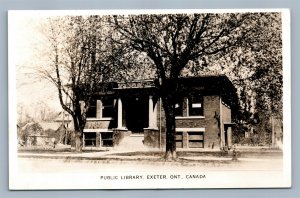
[188,94,203,116]
[86,98,115,119]
[86,100,97,118]
[102,97,114,118]
[174,100,183,117]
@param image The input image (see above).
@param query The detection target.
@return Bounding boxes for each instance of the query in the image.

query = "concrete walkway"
[17,147,282,164]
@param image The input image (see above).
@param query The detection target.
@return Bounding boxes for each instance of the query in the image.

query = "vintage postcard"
[8,9,291,189]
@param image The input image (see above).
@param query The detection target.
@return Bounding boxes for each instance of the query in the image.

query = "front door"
[124,96,148,133]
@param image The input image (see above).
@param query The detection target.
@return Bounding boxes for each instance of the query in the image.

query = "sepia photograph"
[8,9,291,189]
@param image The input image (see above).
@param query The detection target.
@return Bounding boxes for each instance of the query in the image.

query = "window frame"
[84,132,97,147]
[175,94,205,119]
[86,99,97,118]
[85,98,115,120]
[187,131,204,148]
[175,132,183,148]
[174,98,184,117]
[187,94,204,117]
[101,97,115,118]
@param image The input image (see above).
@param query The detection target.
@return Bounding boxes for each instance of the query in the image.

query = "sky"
[9,12,63,121]
[8,10,287,122]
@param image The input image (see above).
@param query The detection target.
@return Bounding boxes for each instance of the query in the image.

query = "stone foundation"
[112,129,131,146]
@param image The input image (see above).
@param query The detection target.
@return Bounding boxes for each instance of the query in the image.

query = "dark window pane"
[174,99,183,117]
[101,132,113,147]
[102,97,114,118]
[189,94,203,116]
[188,132,204,148]
[86,100,97,118]
[176,132,183,148]
[84,132,96,147]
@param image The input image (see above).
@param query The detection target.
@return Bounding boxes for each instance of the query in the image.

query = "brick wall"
[146,95,222,149]
[200,95,220,149]
[222,102,231,123]
[86,94,231,150]
[175,96,220,149]
[221,101,232,147]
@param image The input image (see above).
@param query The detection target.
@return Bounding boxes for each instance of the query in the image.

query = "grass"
[17,146,107,154]
[18,146,283,158]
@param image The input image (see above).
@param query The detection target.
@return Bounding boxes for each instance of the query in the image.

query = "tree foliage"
[38,16,122,151]
[37,12,283,152]
[111,12,282,156]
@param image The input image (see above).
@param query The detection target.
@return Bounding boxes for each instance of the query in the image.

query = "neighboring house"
[19,122,45,146]
[40,122,69,145]
[17,122,64,147]
[53,111,74,145]
[81,75,238,150]
[54,111,73,128]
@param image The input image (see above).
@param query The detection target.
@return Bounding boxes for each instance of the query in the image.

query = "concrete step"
[114,134,146,151]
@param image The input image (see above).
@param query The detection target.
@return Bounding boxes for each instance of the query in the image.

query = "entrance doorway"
[124,96,148,133]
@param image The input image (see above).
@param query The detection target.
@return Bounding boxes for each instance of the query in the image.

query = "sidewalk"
[17,146,282,164]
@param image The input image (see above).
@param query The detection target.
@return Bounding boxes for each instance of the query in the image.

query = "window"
[102,97,114,118]
[84,133,96,146]
[188,132,204,148]
[174,102,183,117]
[175,132,183,148]
[86,98,115,119]
[101,132,113,147]
[86,100,97,118]
[188,94,203,116]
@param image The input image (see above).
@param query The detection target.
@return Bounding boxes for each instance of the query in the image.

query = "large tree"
[111,12,282,158]
[38,15,121,151]
[221,13,282,145]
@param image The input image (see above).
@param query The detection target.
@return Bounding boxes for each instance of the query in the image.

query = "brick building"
[82,75,238,150]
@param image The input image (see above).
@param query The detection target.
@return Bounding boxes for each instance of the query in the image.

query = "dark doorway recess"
[124,96,149,133]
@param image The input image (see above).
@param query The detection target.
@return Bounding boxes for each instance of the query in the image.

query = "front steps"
[114,134,148,151]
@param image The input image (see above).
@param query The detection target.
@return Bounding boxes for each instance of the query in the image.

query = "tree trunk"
[72,113,85,152]
[74,130,83,152]
[162,96,177,160]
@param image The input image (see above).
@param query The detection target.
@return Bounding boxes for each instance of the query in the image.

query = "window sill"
[175,116,205,119]
[86,117,114,121]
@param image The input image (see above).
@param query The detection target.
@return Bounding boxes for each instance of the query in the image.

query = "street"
[17,154,283,173]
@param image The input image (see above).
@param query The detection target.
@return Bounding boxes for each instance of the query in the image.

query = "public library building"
[82,75,238,150]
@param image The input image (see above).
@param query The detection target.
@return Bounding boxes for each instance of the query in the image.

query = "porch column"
[117,97,123,129]
[96,100,102,119]
[153,100,158,128]
[148,96,157,129]
[148,96,154,128]
[82,133,85,148]
[227,126,232,147]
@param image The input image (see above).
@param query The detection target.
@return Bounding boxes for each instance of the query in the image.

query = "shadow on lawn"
[17,147,107,154]
[110,150,283,158]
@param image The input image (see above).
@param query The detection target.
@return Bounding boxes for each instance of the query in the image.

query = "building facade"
[82,75,238,150]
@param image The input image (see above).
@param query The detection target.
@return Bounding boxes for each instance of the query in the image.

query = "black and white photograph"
[8,9,291,189]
